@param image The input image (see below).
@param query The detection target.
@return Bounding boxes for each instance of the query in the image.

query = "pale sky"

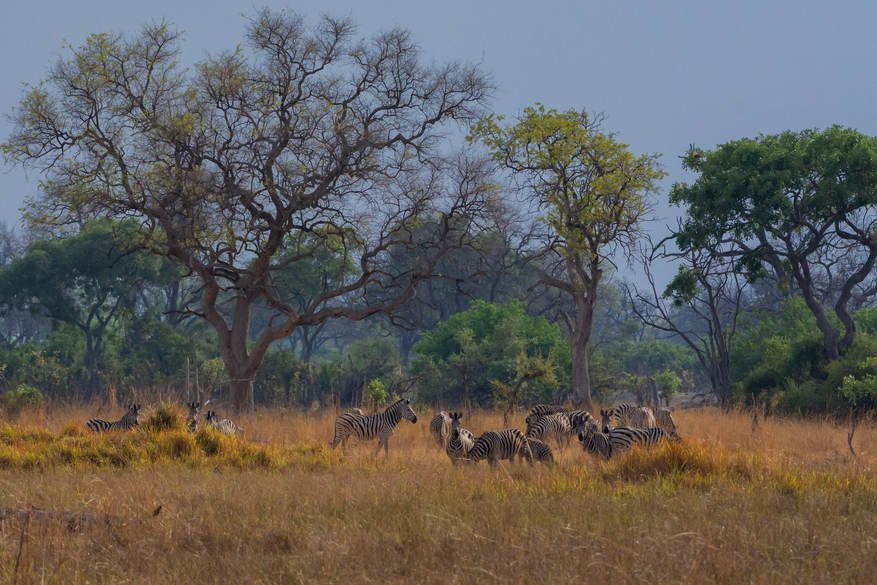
[3,0,877,269]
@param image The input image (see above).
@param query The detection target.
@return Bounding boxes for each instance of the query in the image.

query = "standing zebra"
[612,403,638,427]
[185,402,201,433]
[526,412,571,453]
[654,407,679,437]
[630,407,657,429]
[577,421,614,459]
[204,411,243,436]
[430,411,452,447]
[330,398,418,459]
[446,412,474,465]
[578,419,674,459]
[86,405,141,433]
[467,428,531,468]
[522,437,554,465]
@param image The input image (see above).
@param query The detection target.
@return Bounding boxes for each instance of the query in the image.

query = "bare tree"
[628,235,748,405]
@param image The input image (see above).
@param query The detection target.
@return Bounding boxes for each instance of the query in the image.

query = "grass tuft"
[139,402,186,432]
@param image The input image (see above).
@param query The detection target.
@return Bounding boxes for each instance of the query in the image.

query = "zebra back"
[630,407,657,429]
[205,411,242,436]
[468,429,529,466]
[529,404,566,417]
[430,411,451,447]
[87,404,141,433]
[526,413,570,442]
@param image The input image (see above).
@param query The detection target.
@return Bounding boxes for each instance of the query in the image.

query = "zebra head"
[450,411,463,431]
[400,398,417,424]
[600,409,613,433]
[524,413,538,436]
[128,404,142,425]
[204,410,216,424]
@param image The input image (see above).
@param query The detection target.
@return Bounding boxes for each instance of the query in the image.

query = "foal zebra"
[86,405,141,433]
[467,428,531,468]
[204,411,243,436]
[522,438,554,465]
[526,413,571,453]
[430,411,452,447]
[330,398,418,459]
[445,412,474,465]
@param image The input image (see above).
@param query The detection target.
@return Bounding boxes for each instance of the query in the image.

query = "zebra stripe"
[467,429,531,467]
[630,407,657,429]
[330,398,418,459]
[525,413,571,453]
[529,404,567,417]
[522,438,554,465]
[577,421,614,459]
[612,404,638,427]
[446,412,474,465]
[654,407,679,437]
[631,427,678,447]
[578,421,676,459]
[86,405,141,433]
[185,402,201,433]
[430,411,451,447]
[347,408,364,416]
[205,411,243,436]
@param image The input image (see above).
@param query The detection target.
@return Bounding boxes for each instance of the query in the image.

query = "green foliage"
[855,307,877,336]
[366,379,389,412]
[413,299,568,407]
[254,348,308,406]
[0,384,44,415]
[655,371,682,404]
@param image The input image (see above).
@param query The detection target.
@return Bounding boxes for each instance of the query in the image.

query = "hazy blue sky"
[3,1,876,263]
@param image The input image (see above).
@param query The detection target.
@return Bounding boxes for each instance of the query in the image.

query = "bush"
[0,384,44,415]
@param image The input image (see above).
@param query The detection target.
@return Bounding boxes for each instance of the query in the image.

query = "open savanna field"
[2,405,877,584]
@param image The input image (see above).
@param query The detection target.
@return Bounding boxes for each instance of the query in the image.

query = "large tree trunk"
[569,335,593,413]
[230,376,255,413]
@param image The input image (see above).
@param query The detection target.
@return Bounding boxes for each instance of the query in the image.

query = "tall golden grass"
[1,404,876,583]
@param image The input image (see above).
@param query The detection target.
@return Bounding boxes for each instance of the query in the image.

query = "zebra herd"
[426,403,680,466]
[85,402,243,436]
[328,398,680,466]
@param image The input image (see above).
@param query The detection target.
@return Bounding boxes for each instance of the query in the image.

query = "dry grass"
[1,404,877,583]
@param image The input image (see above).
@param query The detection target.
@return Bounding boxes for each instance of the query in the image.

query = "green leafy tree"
[0,221,163,398]
[2,11,496,412]
[654,370,682,406]
[470,105,664,411]
[671,127,877,361]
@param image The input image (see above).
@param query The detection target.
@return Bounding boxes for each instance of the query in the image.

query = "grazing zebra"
[654,407,679,437]
[566,410,593,432]
[467,428,531,468]
[446,412,474,465]
[526,412,571,453]
[529,404,567,417]
[204,411,243,436]
[522,438,554,465]
[430,411,452,447]
[86,405,141,433]
[330,398,418,459]
[630,407,657,429]
[185,402,201,433]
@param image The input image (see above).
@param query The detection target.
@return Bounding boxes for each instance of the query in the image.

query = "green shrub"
[0,384,44,415]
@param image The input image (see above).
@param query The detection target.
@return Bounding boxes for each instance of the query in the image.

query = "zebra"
[347,408,364,416]
[578,420,675,459]
[445,412,474,465]
[600,408,614,433]
[529,404,567,417]
[612,403,638,427]
[654,407,679,437]
[577,421,614,459]
[86,404,141,433]
[330,398,418,459]
[204,411,243,436]
[185,402,201,433]
[522,437,554,465]
[467,428,531,468]
[632,426,679,447]
[526,412,571,453]
[630,407,657,429]
[430,411,452,447]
